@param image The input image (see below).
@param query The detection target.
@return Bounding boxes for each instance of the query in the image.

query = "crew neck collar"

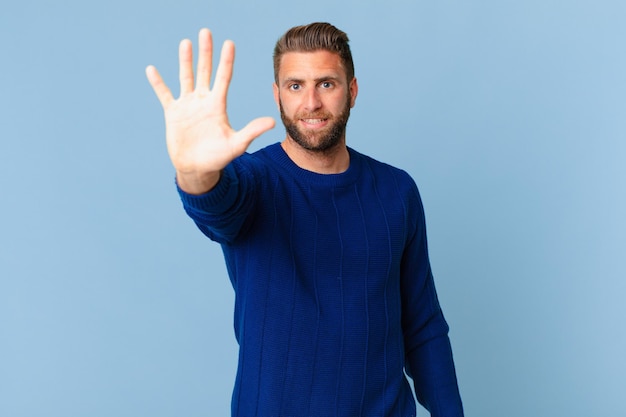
[262,142,362,188]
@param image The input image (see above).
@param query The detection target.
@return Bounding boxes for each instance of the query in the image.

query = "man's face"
[273,50,358,153]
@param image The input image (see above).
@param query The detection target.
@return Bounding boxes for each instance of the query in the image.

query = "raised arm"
[146,28,275,194]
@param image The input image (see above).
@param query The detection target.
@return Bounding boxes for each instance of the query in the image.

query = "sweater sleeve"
[176,161,256,244]
[400,182,464,417]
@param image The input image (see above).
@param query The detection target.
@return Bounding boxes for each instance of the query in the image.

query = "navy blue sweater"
[178,143,463,416]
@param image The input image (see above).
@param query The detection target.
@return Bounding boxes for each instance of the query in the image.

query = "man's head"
[273,23,358,154]
[273,22,355,84]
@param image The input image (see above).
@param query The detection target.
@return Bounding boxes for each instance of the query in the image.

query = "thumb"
[233,116,276,151]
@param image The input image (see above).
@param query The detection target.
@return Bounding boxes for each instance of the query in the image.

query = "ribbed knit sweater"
[178,143,463,417]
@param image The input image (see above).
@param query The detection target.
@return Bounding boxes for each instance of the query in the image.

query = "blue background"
[2,1,625,416]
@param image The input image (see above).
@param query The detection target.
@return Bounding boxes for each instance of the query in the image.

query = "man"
[147,22,463,417]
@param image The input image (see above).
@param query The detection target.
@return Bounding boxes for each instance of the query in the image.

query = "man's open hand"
[146,28,275,194]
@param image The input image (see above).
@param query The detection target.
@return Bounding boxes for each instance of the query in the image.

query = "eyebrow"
[281,76,342,87]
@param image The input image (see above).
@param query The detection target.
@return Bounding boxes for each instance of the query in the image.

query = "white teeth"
[303,119,325,124]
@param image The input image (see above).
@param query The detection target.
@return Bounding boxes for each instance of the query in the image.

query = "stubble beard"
[279,94,352,154]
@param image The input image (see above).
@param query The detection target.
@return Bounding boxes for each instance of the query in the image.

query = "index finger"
[211,40,235,101]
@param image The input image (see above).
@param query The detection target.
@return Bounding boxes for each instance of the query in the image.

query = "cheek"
[280,96,301,116]
[278,100,295,123]
[333,94,351,112]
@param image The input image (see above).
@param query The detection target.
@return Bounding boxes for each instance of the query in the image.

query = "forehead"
[277,50,346,81]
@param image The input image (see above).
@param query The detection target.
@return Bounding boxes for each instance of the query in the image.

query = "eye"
[321,81,333,89]
[289,83,301,91]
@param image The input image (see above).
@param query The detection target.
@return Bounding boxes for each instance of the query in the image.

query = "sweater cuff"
[176,164,239,213]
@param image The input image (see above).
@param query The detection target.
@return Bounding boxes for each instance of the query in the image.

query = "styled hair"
[273,22,355,83]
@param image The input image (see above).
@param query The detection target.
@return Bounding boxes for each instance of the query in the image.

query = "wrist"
[175,170,221,195]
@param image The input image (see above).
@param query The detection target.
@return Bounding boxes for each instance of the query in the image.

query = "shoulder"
[352,148,426,223]
[351,148,419,194]
[228,142,282,184]
[233,143,273,170]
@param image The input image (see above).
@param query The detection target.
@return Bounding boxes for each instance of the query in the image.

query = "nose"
[304,88,322,112]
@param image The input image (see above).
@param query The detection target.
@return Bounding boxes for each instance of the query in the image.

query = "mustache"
[293,111,333,120]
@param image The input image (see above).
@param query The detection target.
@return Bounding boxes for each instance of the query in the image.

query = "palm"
[146,29,275,193]
[163,92,236,172]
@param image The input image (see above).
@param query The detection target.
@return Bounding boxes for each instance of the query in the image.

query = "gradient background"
[2,1,625,416]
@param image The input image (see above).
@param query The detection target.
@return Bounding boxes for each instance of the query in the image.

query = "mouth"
[300,117,330,129]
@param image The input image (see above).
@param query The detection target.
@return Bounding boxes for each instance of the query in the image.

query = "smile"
[301,118,327,124]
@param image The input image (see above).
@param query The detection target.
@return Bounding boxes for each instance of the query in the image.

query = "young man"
[147,22,464,417]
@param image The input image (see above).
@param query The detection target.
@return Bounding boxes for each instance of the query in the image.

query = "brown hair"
[273,22,355,83]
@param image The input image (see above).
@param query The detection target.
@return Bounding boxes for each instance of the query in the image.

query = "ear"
[273,82,280,110]
[349,77,358,108]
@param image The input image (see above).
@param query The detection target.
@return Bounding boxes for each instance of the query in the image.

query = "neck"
[281,136,350,174]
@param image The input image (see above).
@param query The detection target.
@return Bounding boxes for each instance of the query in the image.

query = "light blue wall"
[2,1,624,416]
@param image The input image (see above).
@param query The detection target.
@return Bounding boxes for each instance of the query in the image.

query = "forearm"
[177,162,254,244]
[406,326,464,417]
[402,271,464,416]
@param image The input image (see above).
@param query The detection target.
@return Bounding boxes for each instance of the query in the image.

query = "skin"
[146,28,357,194]
[274,50,358,174]
[145,29,275,194]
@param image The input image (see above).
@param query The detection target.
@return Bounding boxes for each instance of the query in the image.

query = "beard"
[279,94,352,153]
